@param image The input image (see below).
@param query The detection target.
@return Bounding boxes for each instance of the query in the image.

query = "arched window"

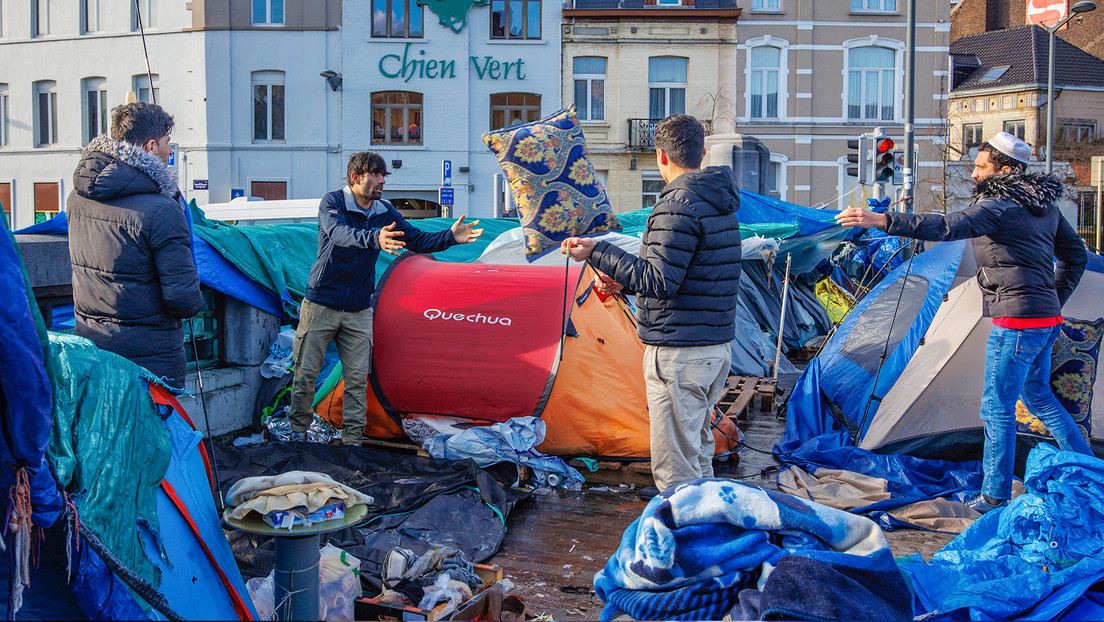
[33,80,57,147]
[749,46,781,119]
[847,46,896,121]
[490,93,541,130]
[372,91,423,145]
[648,57,687,119]
[133,73,159,104]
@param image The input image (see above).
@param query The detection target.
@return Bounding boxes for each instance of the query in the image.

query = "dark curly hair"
[110,102,174,146]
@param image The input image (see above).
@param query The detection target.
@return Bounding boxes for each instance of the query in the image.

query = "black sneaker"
[965,493,1008,514]
[637,485,660,500]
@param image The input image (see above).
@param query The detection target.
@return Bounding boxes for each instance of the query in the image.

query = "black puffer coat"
[884,171,1086,318]
[589,166,742,346]
[67,136,203,386]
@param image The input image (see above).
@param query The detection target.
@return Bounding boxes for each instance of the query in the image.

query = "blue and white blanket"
[593,478,910,621]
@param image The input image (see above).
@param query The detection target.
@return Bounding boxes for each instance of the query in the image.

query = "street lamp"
[1045,0,1097,174]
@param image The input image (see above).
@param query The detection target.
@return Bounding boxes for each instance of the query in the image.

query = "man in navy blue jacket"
[290,152,482,444]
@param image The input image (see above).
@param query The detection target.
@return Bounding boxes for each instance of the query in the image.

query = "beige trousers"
[290,299,373,443]
[644,343,731,491]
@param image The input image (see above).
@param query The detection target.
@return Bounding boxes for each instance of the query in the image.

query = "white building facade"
[0,0,342,229]
[342,0,562,218]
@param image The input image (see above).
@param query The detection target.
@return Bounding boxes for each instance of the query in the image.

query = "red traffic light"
[876,138,895,153]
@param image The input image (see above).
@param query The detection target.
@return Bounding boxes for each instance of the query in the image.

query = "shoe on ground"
[637,485,660,500]
[330,438,344,447]
[287,432,307,442]
[965,493,1007,514]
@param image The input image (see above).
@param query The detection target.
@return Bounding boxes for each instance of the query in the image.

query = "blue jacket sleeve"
[391,210,457,254]
[318,194,380,250]
[589,207,700,299]
[884,198,1004,242]
[1054,216,1087,307]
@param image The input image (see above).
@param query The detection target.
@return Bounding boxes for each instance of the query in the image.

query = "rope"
[271,559,321,621]
[5,469,32,617]
[75,518,186,621]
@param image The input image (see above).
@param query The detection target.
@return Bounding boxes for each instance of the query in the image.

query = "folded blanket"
[593,478,907,621]
[226,471,373,521]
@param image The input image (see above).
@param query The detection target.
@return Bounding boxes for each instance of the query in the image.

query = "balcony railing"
[627,118,713,151]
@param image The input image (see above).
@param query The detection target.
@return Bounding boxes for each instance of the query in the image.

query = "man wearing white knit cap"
[835,131,1091,514]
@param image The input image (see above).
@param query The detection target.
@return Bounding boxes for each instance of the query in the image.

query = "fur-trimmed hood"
[973,171,1065,217]
[73,135,178,202]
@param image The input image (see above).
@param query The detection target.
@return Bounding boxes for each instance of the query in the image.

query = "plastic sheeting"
[898,444,1104,620]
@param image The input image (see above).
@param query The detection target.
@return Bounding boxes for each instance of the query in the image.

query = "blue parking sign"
[439,187,454,206]
[442,160,452,187]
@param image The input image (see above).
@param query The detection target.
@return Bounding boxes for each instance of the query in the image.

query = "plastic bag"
[261,327,297,378]
[245,544,362,621]
[417,573,471,618]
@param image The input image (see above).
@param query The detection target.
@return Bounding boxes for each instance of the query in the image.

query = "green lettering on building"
[416,0,489,34]
[379,44,525,80]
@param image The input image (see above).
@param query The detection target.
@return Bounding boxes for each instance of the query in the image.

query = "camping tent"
[316,253,740,458]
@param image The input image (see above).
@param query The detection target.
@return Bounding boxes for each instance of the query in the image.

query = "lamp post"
[1045,0,1097,175]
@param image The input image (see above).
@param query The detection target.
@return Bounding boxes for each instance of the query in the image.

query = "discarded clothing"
[421,416,585,489]
[898,444,1104,620]
[593,478,908,621]
[226,470,373,521]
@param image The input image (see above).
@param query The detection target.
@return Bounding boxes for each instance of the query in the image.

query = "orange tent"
[314,254,738,458]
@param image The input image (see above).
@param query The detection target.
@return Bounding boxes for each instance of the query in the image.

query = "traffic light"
[874,136,895,183]
[846,135,869,185]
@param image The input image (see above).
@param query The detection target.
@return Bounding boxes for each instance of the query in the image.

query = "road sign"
[231,189,245,200]
[167,143,179,177]
[442,160,452,187]
[893,150,905,186]
[439,187,454,206]
[193,179,209,190]
[1027,0,1068,29]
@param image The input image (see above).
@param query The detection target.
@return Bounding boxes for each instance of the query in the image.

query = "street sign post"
[442,160,452,187]
[892,150,905,186]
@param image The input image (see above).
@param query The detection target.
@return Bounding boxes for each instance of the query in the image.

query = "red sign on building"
[1027,0,1069,29]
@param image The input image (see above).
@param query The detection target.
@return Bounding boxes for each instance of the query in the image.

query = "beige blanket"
[226,471,373,521]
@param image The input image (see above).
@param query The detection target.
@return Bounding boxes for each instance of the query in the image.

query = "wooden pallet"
[569,459,654,487]
[717,375,778,420]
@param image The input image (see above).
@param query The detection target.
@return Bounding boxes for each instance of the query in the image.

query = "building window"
[134,73,159,104]
[83,77,108,144]
[33,0,49,36]
[749,46,781,119]
[573,57,605,122]
[33,81,57,147]
[648,57,687,119]
[491,0,540,40]
[251,181,288,200]
[752,0,780,9]
[372,91,422,145]
[373,0,423,37]
[253,0,284,26]
[131,0,156,30]
[1003,119,1025,140]
[33,182,59,224]
[490,93,541,130]
[850,0,896,12]
[0,183,12,229]
[657,0,681,5]
[767,154,787,200]
[0,84,8,147]
[847,46,896,121]
[642,172,665,209]
[963,122,984,158]
[1060,121,1096,143]
[253,71,285,142]
[82,0,104,33]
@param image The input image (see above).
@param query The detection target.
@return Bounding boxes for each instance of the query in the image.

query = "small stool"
[224,504,368,621]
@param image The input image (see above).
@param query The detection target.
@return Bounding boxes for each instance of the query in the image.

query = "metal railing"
[627,118,712,150]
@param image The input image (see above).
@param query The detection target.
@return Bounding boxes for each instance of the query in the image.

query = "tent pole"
[772,254,792,381]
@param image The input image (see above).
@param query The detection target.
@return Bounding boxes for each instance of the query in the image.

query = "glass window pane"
[373,0,387,36]
[50,93,57,143]
[38,92,48,145]
[271,0,283,23]
[881,69,894,120]
[884,0,896,11]
[409,0,422,36]
[670,88,685,115]
[850,0,862,9]
[573,81,586,117]
[509,0,523,37]
[848,70,861,118]
[850,46,894,69]
[492,108,505,129]
[766,71,778,118]
[649,57,687,83]
[750,46,780,68]
[526,0,539,38]
[409,108,421,144]
[491,0,505,37]
[99,91,108,135]
[271,84,285,140]
[865,71,877,119]
[574,57,606,75]
[592,80,604,121]
[750,70,763,118]
[649,88,664,119]
[253,0,266,22]
[372,106,386,143]
[254,84,268,140]
[392,0,404,37]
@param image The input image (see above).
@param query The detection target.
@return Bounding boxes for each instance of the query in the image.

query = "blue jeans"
[980,324,1093,499]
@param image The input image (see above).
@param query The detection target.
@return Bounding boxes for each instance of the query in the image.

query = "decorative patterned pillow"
[482,106,621,261]
[1015,317,1104,441]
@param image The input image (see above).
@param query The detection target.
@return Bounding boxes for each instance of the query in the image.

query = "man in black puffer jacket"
[837,131,1091,514]
[562,114,742,492]
[67,103,203,387]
